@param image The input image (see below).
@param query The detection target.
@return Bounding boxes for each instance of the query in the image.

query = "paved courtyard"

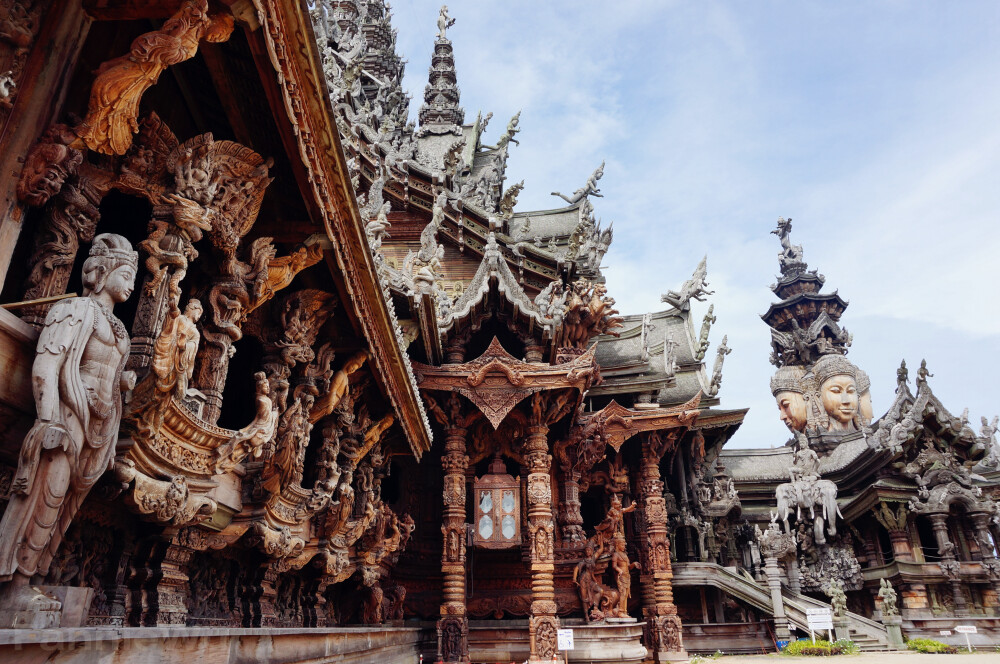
[701,653,998,663]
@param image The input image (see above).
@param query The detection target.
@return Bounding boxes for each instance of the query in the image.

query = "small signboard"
[557,628,575,651]
[940,630,952,636]
[806,608,833,631]
[954,625,977,652]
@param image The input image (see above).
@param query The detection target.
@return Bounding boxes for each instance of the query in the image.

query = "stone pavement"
[703,653,999,663]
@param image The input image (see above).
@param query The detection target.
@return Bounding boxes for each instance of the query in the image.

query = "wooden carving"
[16,125,83,207]
[581,391,702,451]
[0,235,137,623]
[74,0,234,155]
[151,298,202,397]
[414,337,597,429]
[114,458,216,526]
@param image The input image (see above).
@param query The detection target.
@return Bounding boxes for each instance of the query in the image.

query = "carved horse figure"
[775,479,842,545]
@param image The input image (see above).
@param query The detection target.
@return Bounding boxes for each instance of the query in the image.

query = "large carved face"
[821,374,859,428]
[94,263,136,304]
[775,391,807,432]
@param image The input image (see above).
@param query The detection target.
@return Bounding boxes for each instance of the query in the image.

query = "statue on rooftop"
[0,234,138,625]
[771,217,807,275]
[436,5,455,40]
[707,335,731,397]
[551,161,604,205]
[495,110,521,150]
[661,256,713,311]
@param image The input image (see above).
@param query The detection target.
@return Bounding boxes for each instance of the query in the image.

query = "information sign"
[557,628,575,651]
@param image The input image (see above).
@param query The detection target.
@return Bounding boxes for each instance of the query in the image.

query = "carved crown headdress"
[769,364,807,396]
[812,354,859,386]
[89,233,138,269]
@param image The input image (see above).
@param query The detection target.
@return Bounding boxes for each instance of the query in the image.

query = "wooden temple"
[0,2,996,663]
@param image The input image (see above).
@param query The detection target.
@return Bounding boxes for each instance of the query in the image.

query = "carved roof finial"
[771,216,809,278]
[417,6,464,134]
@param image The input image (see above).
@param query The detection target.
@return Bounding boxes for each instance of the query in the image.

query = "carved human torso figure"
[0,234,137,598]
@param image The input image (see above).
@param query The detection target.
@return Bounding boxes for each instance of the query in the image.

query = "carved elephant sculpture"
[775,479,842,545]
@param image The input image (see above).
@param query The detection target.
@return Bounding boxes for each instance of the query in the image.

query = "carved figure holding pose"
[0,235,137,623]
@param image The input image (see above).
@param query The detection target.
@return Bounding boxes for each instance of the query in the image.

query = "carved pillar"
[127,203,188,377]
[764,554,791,641]
[525,423,558,663]
[258,562,281,627]
[524,341,544,363]
[21,180,103,327]
[929,513,967,616]
[638,434,685,662]
[785,557,801,596]
[149,535,195,626]
[438,419,469,663]
[193,278,246,423]
[971,513,1000,601]
[888,529,914,562]
[559,470,585,544]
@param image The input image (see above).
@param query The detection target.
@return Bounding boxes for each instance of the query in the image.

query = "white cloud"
[391,1,1000,448]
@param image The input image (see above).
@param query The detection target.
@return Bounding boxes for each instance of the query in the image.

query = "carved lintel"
[417,338,596,429]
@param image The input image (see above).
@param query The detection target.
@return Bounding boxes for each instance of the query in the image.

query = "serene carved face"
[104,265,136,304]
[775,391,807,431]
[821,374,859,427]
[185,300,203,321]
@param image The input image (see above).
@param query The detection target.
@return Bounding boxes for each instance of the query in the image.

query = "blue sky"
[389,1,1000,448]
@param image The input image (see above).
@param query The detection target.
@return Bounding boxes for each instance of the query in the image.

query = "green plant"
[831,639,859,655]
[783,639,832,656]
[906,638,958,654]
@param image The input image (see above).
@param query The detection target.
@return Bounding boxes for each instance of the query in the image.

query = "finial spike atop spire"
[417,6,464,134]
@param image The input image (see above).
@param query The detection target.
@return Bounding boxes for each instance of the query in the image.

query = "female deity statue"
[812,354,872,432]
[0,234,137,619]
[770,365,809,432]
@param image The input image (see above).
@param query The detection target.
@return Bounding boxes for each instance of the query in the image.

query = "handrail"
[673,562,888,647]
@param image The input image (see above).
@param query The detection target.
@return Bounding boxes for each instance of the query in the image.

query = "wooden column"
[638,433,686,662]
[0,3,93,295]
[888,528,914,562]
[929,513,967,616]
[437,409,470,663]
[525,422,558,663]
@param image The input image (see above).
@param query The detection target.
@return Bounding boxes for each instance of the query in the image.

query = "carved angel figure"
[310,351,368,423]
[0,235,137,616]
[219,372,279,471]
[878,578,898,617]
[552,161,604,205]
